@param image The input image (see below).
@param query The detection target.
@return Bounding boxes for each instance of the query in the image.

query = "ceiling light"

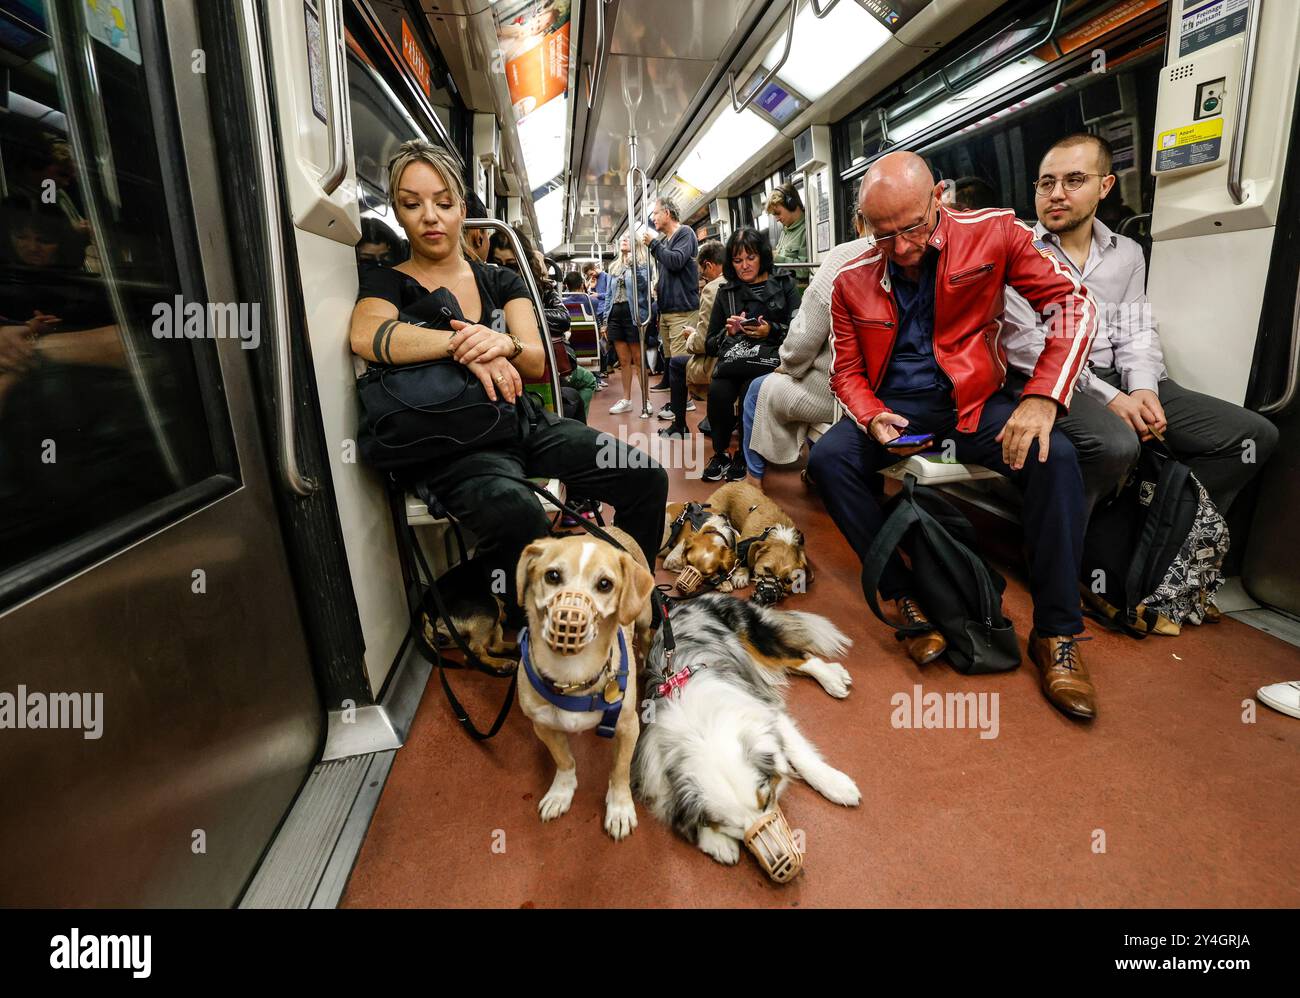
[675,108,777,195]
[761,0,892,102]
[888,56,1046,144]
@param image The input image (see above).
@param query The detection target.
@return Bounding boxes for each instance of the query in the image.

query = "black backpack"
[1081,443,1228,636]
[861,475,1021,674]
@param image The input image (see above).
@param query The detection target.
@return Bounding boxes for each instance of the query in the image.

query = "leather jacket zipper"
[949,262,994,285]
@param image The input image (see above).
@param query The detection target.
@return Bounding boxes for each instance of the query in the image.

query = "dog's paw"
[696,826,741,865]
[801,657,853,699]
[717,579,734,593]
[603,786,638,841]
[815,767,861,808]
[729,568,750,589]
[538,769,577,822]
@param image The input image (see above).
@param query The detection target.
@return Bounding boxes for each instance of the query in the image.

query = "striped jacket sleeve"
[1004,217,1099,409]
[829,271,889,431]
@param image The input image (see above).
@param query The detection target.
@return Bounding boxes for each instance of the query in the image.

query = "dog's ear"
[747,539,768,569]
[795,529,806,547]
[616,552,656,626]
[515,541,549,608]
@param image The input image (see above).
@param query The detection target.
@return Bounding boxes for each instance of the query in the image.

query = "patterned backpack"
[1081,443,1229,636]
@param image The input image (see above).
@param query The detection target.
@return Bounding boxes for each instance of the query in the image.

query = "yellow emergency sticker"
[1156,118,1224,151]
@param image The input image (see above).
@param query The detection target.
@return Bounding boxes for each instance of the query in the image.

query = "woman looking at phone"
[701,226,800,482]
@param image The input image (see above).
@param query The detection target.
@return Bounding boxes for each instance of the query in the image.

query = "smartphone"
[886,432,935,449]
[740,316,763,327]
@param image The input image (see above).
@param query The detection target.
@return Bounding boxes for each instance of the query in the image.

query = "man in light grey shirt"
[1002,132,1277,521]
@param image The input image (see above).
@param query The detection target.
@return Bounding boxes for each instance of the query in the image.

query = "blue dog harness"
[520,627,629,738]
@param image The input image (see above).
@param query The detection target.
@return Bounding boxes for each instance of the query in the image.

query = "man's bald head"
[858,151,944,269]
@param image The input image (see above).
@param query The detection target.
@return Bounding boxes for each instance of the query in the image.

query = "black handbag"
[713,288,782,379]
[861,474,1021,674]
[355,286,524,471]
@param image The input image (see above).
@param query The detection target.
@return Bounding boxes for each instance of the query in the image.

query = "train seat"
[879,455,1003,486]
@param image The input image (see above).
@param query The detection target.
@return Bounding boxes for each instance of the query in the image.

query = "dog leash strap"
[453,473,677,664]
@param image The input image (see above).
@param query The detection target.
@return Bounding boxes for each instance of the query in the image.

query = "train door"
[0,0,322,905]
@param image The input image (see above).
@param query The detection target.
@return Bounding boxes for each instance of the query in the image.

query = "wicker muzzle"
[542,590,598,655]
[744,805,804,883]
[675,565,703,594]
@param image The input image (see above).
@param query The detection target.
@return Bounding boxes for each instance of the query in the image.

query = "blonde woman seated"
[349,140,667,610]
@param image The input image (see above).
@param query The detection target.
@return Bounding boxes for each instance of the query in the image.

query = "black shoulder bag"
[356,285,526,472]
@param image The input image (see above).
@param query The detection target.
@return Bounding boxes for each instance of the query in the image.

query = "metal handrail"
[1116,212,1151,237]
[585,0,610,109]
[241,0,318,496]
[728,0,797,114]
[810,0,842,17]
[1228,0,1264,205]
[319,0,348,196]
[1259,272,1300,416]
[463,218,565,413]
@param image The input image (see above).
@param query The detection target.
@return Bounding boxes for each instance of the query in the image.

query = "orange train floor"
[342,390,1300,907]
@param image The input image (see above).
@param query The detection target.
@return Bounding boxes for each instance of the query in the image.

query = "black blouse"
[357,259,529,327]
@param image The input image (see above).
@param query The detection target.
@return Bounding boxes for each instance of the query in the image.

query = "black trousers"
[707,374,757,456]
[417,412,668,610]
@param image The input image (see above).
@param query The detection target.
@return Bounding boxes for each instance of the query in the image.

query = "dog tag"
[603,678,621,704]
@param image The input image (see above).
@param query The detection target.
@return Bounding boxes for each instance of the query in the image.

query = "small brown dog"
[706,483,809,605]
[422,559,517,670]
[515,529,656,840]
[660,501,738,593]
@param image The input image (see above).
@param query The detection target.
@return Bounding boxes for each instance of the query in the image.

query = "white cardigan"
[748,238,875,466]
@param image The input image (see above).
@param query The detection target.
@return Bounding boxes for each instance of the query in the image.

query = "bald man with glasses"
[809,151,1102,720]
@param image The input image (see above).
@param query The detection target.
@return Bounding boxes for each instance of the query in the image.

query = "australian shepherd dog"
[631,594,860,872]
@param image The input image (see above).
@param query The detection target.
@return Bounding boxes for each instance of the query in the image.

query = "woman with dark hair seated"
[701,226,800,482]
[348,140,666,609]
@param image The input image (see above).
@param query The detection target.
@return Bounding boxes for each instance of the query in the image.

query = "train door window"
[0,1,235,599]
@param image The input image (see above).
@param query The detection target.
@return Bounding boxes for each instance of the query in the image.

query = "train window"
[348,51,428,204]
[0,1,235,594]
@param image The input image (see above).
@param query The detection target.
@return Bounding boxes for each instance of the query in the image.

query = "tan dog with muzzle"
[706,483,809,604]
[660,501,738,594]
[516,530,656,840]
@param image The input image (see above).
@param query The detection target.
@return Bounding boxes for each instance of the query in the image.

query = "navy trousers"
[807,388,1087,636]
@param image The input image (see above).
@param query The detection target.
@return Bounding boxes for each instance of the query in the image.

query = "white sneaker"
[1257,681,1300,719]
[608,398,632,414]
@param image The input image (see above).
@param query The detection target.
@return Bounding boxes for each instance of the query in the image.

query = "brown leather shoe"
[896,597,946,666]
[1029,631,1096,719]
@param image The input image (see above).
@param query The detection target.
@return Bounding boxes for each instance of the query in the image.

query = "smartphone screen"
[887,432,935,448]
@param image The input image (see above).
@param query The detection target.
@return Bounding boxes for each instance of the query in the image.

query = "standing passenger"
[642,196,699,391]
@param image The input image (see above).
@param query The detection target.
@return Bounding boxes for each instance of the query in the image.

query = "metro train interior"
[0,0,1297,910]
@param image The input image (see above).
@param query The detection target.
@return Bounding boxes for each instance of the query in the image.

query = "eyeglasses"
[870,204,934,247]
[1035,173,1105,197]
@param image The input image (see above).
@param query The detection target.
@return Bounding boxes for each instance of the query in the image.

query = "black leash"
[404,518,517,741]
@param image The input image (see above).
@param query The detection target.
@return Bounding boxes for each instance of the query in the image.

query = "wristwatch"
[508,333,524,359]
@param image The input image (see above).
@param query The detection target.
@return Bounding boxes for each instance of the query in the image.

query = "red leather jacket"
[829,206,1099,434]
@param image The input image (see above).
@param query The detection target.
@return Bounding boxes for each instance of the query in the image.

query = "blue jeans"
[742,375,769,478]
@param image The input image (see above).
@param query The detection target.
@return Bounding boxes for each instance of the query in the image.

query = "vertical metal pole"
[625,128,654,417]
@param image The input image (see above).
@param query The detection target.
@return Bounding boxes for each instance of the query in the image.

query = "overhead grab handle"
[585,0,610,110]
[728,0,797,114]
[809,0,842,17]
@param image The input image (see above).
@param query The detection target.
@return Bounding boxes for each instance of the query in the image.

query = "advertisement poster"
[497,0,572,119]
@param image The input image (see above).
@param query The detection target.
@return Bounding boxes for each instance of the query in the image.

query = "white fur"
[768,523,800,547]
[604,784,638,840]
[797,656,853,699]
[578,541,595,575]
[539,767,577,821]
